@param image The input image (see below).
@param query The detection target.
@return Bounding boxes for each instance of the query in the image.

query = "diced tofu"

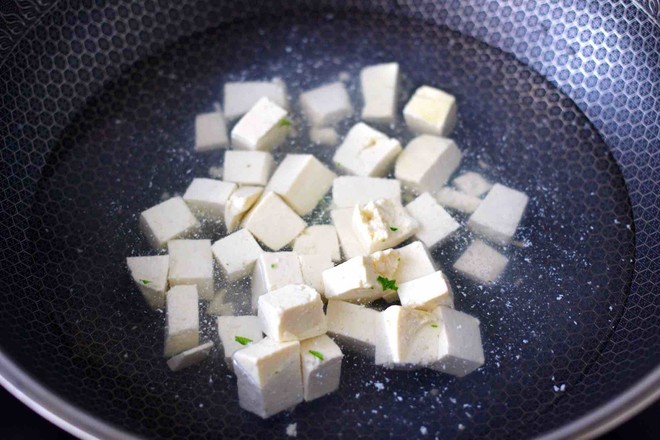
[467,183,529,245]
[360,62,399,123]
[326,300,382,357]
[352,198,418,253]
[453,240,508,283]
[398,271,453,311]
[403,85,457,136]
[383,241,436,302]
[330,208,367,259]
[405,192,460,248]
[195,111,228,152]
[126,255,169,309]
[298,254,334,294]
[231,97,291,151]
[251,252,304,311]
[436,187,482,213]
[223,150,274,186]
[332,176,401,208]
[182,178,236,220]
[242,192,307,251]
[168,240,214,300]
[223,80,288,120]
[224,186,264,233]
[453,172,492,197]
[167,341,213,372]
[333,122,402,177]
[300,335,343,401]
[212,229,263,281]
[266,154,336,215]
[233,338,303,418]
[394,135,462,193]
[322,251,399,303]
[300,82,352,126]
[140,197,200,249]
[431,306,484,377]
[309,127,339,145]
[164,285,199,357]
[258,284,327,341]
[293,225,341,262]
[217,315,264,363]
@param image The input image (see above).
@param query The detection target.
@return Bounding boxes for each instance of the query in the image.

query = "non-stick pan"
[0,0,658,438]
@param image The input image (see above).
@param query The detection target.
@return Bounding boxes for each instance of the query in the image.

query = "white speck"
[556,294,563,300]
[420,426,428,435]
[286,423,297,437]
[449,397,457,404]
[199,403,204,408]
[355,393,360,399]
[553,384,566,393]
[76,248,83,253]
[458,424,465,430]
[123,353,128,358]
[374,382,385,391]
[522,339,529,344]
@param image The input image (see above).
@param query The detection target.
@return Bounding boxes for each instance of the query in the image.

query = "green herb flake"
[309,350,324,361]
[278,118,292,128]
[271,263,277,269]
[377,276,398,292]
[431,324,439,328]
[389,226,398,231]
[235,336,253,346]
[139,279,151,285]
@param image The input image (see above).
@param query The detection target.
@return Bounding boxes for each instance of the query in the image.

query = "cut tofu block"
[352,198,418,253]
[333,122,402,177]
[140,197,200,249]
[217,315,264,363]
[383,241,436,302]
[309,127,339,145]
[195,111,228,152]
[300,82,352,126]
[126,255,169,309]
[360,62,399,123]
[467,183,529,245]
[431,306,484,377]
[453,240,508,283]
[251,252,304,311]
[322,252,398,303]
[223,80,288,120]
[266,154,336,216]
[298,254,334,294]
[332,176,401,208]
[436,187,482,213]
[168,239,214,300]
[224,186,264,233]
[403,85,457,136]
[212,229,263,281]
[453,172,492,197]
[326,300,382,357]
[258,284,327,341]
[223,150,274,186]
[164,285,199,357]
[233,338,303,418]
[167,341,213,372]
[231,97,291,151]
[330,208,367,260]
[398,271,453,311]
[242,192,307,251]
[300,334,343,401]
[395,135,462,193]
[293,225,341,262]
[183,178,236,220]
[405,192,460,248]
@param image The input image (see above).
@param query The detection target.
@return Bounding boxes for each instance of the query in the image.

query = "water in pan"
[28,13,634,440]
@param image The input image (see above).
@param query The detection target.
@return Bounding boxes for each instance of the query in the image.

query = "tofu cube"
[168,239,214,300]
[453,172,493,197]
[258,284,327,341]
[242,192,307,251]
[224,186,264,233]
[360,62,399,123]
[333,122,402,177]
[300,335,343,401]
[398,271,453,311]
[293,225,341,262]
[326,300,382,357]
[431,306,485,377]
[436,187,482,213]
[394,135,462,193]
[140,197,200,249]
[298,254,334,294]
[332,176,401,208]
[223,80,288,121]
[309,127,339,145]
[383,241,436,303]
[217,315,264,363]
[164,285,199,357]
[266,154,336,216]
[126,255,169,309]
[300,82,352,126]
[405,192,460,248]
[167,341,213,372]
[231,97,291,151]
[467,183,529,245]
[251,252,304,311]
[212,229,263,281]
[403,85,457,136]
[183,178,236,221]
[453,240,508,283]
[330,208,367,260]
[223,150,274,186]
[352,198,418,253]
[233,338,303,418]
[195,111,228,152]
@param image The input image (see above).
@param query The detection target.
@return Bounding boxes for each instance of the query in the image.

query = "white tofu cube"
[300,82,352,126]
[467,183,529,245]
[164,285,199,357]
[360,62,399,123]
[394,135,462,193]
[223,80,288,121]
[242,192,307,251]
[330,208,367,259]
[168,239,214,300]
[300,334,343,401]
[251,252,304,311]
[140,197,200,249]
[352,198,418,253]
[309,127,339,145]
[223,150,274,186]
[431,306,484,377]
[258,284,327,341]
[126,255,169,309]
[403,85,457,136]
[322,251,399,303]
[217,315,264,363]
[326,300,382,357]
[405,192,460,248]
[293,225,341,262]
[195,111,228,152]
[453,172,493,197]
[167,341,213,372]
[436,187,482,213]
[233,338,303,418]
[212,229,263,281]
[383,241,436,302]
[332,176,401,208]
[231,97,291,151]
[453,239,508,283]
[266,154,336,215]
[182,178,236,221]
[398,271,453,311]
[298,254,334,294]
[224,186,264,233]
[333,122,402,177]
